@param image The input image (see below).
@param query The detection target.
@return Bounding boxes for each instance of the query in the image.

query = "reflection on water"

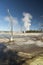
[0,43,43,65]
[0,43,27,65]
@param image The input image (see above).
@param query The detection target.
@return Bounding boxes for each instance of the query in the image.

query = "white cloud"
[22,12,32,31]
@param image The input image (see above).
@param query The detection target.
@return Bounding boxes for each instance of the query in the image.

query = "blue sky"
[0,0,43,31]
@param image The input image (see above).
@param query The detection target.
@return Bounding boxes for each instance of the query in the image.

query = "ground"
[0,33,43,65]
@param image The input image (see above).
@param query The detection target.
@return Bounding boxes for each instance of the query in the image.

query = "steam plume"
[22,12,32,31]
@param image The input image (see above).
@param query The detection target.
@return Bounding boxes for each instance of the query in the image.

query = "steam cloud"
[4,16,18,25]
[4,16,22,31]
[22,12,32,31]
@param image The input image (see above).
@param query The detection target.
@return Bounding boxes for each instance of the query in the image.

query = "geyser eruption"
[22,12,32,31]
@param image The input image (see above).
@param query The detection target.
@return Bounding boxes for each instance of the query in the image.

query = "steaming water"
[0,33,43,47]
[0,34,32,39]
